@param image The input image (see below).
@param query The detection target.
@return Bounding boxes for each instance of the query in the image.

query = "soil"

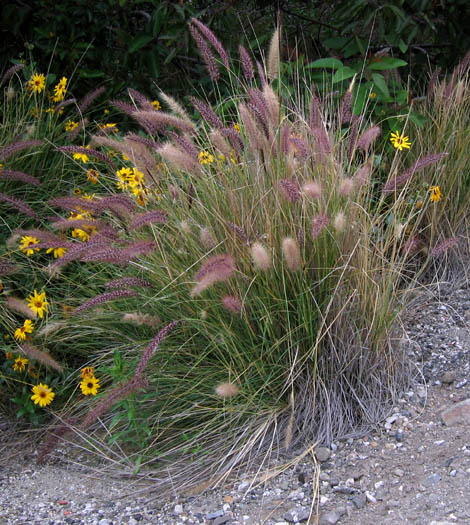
[2,281,470,525]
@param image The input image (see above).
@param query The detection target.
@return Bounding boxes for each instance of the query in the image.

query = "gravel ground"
[2,281,470,525]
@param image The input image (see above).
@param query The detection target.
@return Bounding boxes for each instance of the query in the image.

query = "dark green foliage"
[1,0,469,103]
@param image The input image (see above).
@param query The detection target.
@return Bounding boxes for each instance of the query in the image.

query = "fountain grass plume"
[159,91,193,126]
[190,97,224,129]
[190,18,229,70]
[431,237,459,257]
[191,254,235,297]
[267,27,280,80]
[0,139,42,161]
[20,342,63,373]
[128,87,153,110]
[239,45,254,81]
[281,237,301,271]
[383,153,448,194]
[74,289,139,314]
[189,23,220,81]
[134,321,179,378]
[133,110,196,135]
[251,242,272,270]
[1,63,24,85]
[104,277,153,290]
[279,179,301,203]
[356,125,381,152]
[312,214,329,239]
[129,210,168,230]
[78,375,148,431]
[78,86,105,114]
[6,296,36,318]
[0,192,39,219]
[0,169,40,186]
[221,295,242,314]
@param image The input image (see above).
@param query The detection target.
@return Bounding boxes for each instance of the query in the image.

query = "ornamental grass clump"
[24,23,435,493]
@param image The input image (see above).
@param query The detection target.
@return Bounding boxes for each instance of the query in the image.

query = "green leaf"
[372,73,390,98]
[305,58,343,69]
[78,69,104,78]
[353,84,368,115]
[332,66,357,83]
[322,36,350,50]
[398,39,408,53]
[409,112,429,127]
[367,57,408,70]
[128,34,154,54]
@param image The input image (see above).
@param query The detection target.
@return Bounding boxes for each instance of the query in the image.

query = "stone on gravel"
[441,398,470,426]
[213,515,231,525]
[351,493,367,509]
[315,447,331,462]
[318,509,342,524]
[441,371,456,384]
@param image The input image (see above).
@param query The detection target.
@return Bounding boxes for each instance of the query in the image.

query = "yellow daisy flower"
[27,290,49,319]
[65,120,79,132]
[233,122,241,132]
[198,151,215,165]
[28,73,46,94]
[52,76,67,102]
[13,356,29,372]
[31,383,55,407]
[86,169,99,184]
[19,236,40,256]
[14,319,34,341]
[73,152,89,163]
[80,375,100,396]
[390,130,412,151]
[429,185,442,202]
[151,100,161,111]
[99,123,118,133]
[46,247,67,258]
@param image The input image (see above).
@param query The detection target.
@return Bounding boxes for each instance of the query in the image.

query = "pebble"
[319,509,342,524]
[315,447,331,462]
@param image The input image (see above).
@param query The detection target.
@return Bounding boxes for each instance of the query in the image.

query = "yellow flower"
[31,383,55,407]
[198,151,215,165]
[126,167,145,188]
[27,290,49,319]
[46,246,67,258]
[72,228,94,242]
[415,200,423,210]
[233,122,241,132]
[73,152,89,163]
[369,92,377,99]
[19,236,40,256]
[28,73,46,94]
[73,187,82,195]
[80,375,100,396]
[99,122,118,133]
[52,76,67,102]
[86,169,99,184]
[81,366,95,379]
[65,120,79,132]
[13,356,28,371]
[429,185,442,202]
[122,153,130,161]
[390,130,412,151]
[151,100,161,111]
[104,108,110,115]
[13,356,29,372]
[14,319,34,341]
